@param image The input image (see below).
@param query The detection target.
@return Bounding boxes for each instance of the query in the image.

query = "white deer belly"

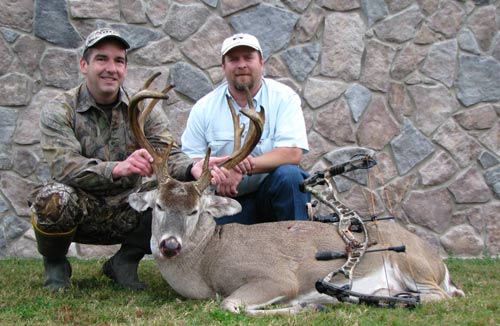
[351,265,406,296]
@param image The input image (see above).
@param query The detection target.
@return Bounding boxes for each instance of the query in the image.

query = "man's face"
[222,46,264,93]
[80,40,127,104]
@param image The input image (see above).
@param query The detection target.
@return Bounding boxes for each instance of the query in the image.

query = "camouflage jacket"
[40,83,192,197]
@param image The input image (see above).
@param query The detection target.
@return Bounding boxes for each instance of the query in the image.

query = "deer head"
[127,78,264,259]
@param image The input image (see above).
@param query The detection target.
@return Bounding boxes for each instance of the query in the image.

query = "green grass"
[0,258,498,325]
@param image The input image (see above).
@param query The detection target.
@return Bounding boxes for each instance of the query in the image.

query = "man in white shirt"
[181,33,310,224]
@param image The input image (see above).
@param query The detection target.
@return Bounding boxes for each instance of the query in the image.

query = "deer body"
[129,181,464,315]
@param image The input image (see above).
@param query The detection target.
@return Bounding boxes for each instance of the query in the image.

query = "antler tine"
[141,72,162,92]
[129,88,171,176]
[138,85,175,131]
[226,94,244,152]
[195,87,265,192]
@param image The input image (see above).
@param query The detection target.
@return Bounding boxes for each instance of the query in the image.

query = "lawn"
[0,257,498,325]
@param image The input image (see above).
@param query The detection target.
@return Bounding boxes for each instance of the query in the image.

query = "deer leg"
[220,280,300,315]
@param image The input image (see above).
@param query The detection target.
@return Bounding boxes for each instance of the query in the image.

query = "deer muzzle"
[159,236,181,258]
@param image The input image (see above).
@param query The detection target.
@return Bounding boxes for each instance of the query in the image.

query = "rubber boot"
[102,213,152,290]
[32,214,75,292]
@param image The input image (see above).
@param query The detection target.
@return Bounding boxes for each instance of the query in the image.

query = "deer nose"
[159,236,181,258]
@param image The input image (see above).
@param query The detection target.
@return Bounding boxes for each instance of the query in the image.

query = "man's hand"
[216,169,243,197]
[112,149,154,178]
[232,155,255,175]
[191,156,230,185]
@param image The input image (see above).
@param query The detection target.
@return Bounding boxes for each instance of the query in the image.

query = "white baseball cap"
[84,28,130,51]
[221,33,263,57]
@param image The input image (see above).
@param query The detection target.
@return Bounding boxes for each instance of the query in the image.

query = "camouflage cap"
[84,28,130,51]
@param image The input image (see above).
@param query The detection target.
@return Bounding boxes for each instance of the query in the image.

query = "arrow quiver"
[301,154,420,308]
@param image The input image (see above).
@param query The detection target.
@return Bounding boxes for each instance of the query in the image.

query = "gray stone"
[301,131,332,170]
[14,88,61,146]
[467,5,497,52]
[1,215,30,241]
[40,49,80,90]
[453,104,497,130]
[432,119,483,168]
[484,166,500,199]
[373,5,423,43]
[12,149,39,178]
[427,0,465,38]
[229,4,299,59]
[406,224,441,256]
[107,23,164,50]
[129,36,183,66]
[121,0,147,24]
[457,54,500,107]
[0,172,39,216]
[170,62,213,102]
[0,73,33,106]
[416,0,439,15]
[419,151,459,186]
[414,23,444,45]
[361,39,397,92]
[282,0,312,13]
[202,0,218,8]
[35,0,82,48]
[12,35,46,75]
[181,16,231,70]
[295,6,324,43]
[123,66,169,96]
[164,3,210,41]
[360,0,389,27]
[420,39,457,87]
[484,201,500,255]
[303,77,347,109]
[390,119,434,175]
[281,43,320,82]
[387,82,406,122]
[221,0,259,17]
[478,151,499,169]
[371,151,399,189]
[391,42,428,80]
[6,228,40,258]
[69,0,120,21]
[317,0,360,11]
[448,168,491,203]
[0,0,34,33]
[386,0,413,12]
[357,96,400,150]
[440,224,484,257]
[0,37,13,75]
[145,0,169,26]
[457,28,481,55]
[408,84,457,136]
[321,12,364,81]
[342,185,385,217]
[402,188,453,233]
[316,98,356,146]
[0,28,20,43]
[345,83,372,122]
[479,119,500,157]
[0,196,8,213]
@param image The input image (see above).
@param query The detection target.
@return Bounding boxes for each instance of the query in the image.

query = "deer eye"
[189,210,198,216]
[156,203,164,211]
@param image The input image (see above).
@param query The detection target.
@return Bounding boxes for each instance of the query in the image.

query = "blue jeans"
[215,165,311,225]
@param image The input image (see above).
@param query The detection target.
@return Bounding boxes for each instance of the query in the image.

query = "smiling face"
[222,46,264,96]
[80,39,128,104]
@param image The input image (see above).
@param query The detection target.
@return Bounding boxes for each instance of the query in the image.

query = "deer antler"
[128,73,175,180]
[194,87,265,192]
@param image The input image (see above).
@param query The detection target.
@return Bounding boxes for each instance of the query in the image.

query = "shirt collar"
[76,83,130,113]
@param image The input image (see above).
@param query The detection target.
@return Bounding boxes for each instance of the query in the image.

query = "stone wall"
[0,0,499,259]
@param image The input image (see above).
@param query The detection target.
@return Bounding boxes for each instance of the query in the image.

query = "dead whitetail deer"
[127,78,464,315]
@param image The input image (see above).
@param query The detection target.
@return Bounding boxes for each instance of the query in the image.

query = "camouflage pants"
[30,182,154,245]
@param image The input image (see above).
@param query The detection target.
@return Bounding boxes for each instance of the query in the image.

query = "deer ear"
[204,195,242,218]
[128,190,157,212]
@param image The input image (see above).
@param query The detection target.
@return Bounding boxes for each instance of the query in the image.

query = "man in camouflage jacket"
[30,28,227,292]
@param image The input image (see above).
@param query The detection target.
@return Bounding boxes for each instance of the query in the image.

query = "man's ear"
[128,190,157,212]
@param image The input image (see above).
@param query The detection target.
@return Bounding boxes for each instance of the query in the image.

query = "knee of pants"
[31,182,81,233]
[270,165,308,186]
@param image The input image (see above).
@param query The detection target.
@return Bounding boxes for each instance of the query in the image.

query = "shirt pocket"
[206,130,237,156]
